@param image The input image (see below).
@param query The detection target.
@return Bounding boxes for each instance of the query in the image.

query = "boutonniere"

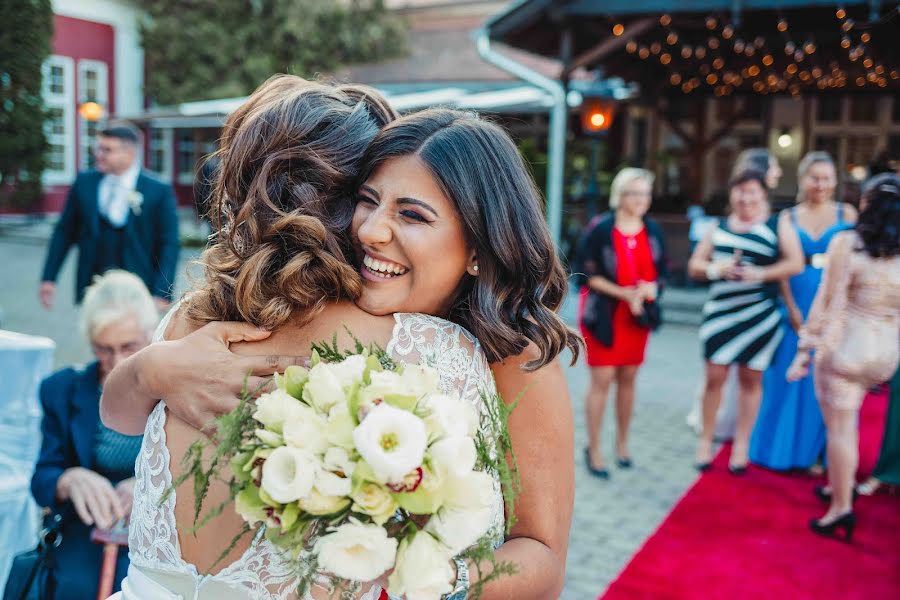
[127,190,144,216]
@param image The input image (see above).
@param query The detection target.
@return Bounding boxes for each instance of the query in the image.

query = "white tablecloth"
[0,330,55,591]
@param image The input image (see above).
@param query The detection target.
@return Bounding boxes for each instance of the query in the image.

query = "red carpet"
[601,390,900,600]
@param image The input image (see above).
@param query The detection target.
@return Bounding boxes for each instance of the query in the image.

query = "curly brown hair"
[186,75,396,329]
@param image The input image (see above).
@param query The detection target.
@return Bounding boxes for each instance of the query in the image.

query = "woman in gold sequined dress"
[788,173,900,541]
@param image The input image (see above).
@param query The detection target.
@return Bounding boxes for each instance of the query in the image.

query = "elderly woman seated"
[30,270,159,599]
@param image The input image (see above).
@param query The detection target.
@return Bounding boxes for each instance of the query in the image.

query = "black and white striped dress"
[700,216,783,370]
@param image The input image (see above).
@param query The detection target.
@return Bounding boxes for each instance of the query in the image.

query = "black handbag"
[2,514,63,600]
[634,300,663,331]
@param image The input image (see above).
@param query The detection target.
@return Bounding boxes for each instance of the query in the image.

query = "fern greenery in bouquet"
[173,339,519,599]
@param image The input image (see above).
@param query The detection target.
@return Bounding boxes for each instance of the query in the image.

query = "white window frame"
[77,59,109,171]
[147,127,173,182]
[41,55,76,186]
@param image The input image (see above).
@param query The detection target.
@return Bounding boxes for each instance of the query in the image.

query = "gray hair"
[80,270,159,340]
[797,151,835,179]
[609,167,655,210]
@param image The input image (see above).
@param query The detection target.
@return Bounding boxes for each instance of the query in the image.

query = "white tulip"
[260,446,319,504]
[429,436,477,478]
[314,519,398,582]
[282,404,329,454]
[399,363,441,397]
[387,533,454,600]
[325,402,356,450]
[253,388,307,434]
[425,470,495,554]
[329,354,367,387]
[352,403,427,484]
[421,394,479,439]
[303,363,346,413]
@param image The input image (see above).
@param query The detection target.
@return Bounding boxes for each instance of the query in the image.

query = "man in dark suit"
[39,122,180,311]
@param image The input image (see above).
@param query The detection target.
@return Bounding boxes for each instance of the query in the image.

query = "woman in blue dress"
[750,152,857,470]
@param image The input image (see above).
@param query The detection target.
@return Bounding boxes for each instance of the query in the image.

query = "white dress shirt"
[98,161,140,228]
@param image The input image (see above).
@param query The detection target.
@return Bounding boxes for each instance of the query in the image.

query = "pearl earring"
[473,265,479,274]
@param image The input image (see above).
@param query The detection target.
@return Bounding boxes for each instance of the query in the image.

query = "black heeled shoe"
[814,485,859,504]
[695,461,713,472]
[616,456,633,469]
[584,448,609,479]
[728,464,748,476]
[809,512,856,542]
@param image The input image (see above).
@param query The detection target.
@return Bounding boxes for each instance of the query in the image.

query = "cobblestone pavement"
[1,236,704,599]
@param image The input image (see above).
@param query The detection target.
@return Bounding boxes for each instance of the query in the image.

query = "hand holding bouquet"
[176,342,517,599]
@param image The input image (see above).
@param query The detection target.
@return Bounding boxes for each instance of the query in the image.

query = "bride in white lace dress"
[103,83,578,600]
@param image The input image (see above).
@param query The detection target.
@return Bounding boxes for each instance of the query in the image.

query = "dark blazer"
[30,362,130,599]
[41,169,180,302]
[575,213,670,346]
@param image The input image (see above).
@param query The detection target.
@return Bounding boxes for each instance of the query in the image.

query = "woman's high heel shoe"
[809,512,856,542]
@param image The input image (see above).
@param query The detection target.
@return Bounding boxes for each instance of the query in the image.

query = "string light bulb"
[666,32,679,45]
[713,57,725,70]
[612,23,625,36]
[722,26,734,39]
[842,19,854,32]
[681,46,692,59]
[651,42,662,54]
[626,40,637,53]
[695,47,707,59]
[734,39,745,53]
[863,57,873,68]
[661,52,672,64]
[708,37,720,49]
[841,36,851,49]
[861,32,871,43]
[706,16,717,30]
[762,54,774,66]
[777,19,788,32]
[660,14,671,26]
[638,46,650,59]
[670,73,682,85]
[836,8,846,19]
[803,41,816,54]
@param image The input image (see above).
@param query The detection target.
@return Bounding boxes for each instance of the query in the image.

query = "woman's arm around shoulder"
[99,306,295,435]
[478,344,574,599]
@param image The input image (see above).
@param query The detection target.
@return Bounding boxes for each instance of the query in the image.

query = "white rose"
[421,394,478,439]
[253,388,307,434]
[315,469,352,497]
[350,482,398,526]
[330,354,367,387]
[400,364,441,397]
[314,519,398,582]
[352,403,427,484]
[387,533,454,600]
[429,436,476,478]
[425,470,495,554]
[303,363,346,413]
[325,402,356,450]
[282,404,329,454]
[299,487,351,516]
[323,447,356,477]
[260,446,319,504]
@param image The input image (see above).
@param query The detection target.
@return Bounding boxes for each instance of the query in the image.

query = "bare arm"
[800,232,854,350]
[100,316,304,435]
[469,348,573,599]
[687,228,723,281]
[757,215,804,282]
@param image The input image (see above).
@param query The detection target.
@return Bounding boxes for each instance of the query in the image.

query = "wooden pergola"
[485,0,900,202]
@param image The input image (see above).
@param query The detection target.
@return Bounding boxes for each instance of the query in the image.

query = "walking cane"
[90,518,129,600]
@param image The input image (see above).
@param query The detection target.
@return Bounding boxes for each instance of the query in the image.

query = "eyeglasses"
[91,340,146,360]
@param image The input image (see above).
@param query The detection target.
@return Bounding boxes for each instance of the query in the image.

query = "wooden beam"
[703,100,749,150]
[563,17,657,77]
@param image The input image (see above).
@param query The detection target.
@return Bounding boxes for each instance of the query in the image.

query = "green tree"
[0,0,52,209]
[142,0,406,105]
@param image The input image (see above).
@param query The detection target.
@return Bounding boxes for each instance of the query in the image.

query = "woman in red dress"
[577,168,668,477]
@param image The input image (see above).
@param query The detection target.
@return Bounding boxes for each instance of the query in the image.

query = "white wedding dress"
[114,311,505,600]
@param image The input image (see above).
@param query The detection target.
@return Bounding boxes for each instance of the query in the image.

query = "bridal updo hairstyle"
[856,172,900,259]
[353,108,582,370]
[187,75,396,328]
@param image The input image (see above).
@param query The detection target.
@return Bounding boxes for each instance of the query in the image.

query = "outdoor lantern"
[78,101,105,122]
[581,97,615,136]
[777,127,793,149]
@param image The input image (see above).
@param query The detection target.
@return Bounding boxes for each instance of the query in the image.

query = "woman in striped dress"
[689,169,803,472]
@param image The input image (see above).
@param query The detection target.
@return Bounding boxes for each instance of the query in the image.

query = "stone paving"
[0,234,705,599]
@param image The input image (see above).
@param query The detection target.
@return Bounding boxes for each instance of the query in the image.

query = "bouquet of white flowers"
[174,340,518,600]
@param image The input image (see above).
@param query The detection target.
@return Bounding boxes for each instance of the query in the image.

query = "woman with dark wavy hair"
[102,89,578,597]
[788,172,900,541]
